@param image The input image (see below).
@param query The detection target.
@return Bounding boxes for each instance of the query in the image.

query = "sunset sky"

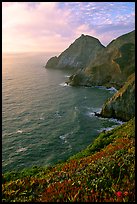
[2,2,135,53]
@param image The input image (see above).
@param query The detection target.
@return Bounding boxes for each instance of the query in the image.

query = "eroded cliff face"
[68,30,135,89]
[100,73,135,121]
[45,34,105,70]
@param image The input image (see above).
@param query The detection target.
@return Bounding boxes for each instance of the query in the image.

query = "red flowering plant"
[2,118,135,202]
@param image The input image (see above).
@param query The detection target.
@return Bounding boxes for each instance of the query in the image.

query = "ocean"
[2,52,123,173]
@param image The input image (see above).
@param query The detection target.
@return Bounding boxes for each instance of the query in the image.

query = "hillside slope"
[2,118,135,202]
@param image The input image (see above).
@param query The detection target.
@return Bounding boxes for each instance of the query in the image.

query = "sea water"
[2,52,122,173]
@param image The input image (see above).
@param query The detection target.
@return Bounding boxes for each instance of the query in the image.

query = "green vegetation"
[68,30,135,89]
[114,43,135,72]
[2,117,135,202]
[69,117,134,160]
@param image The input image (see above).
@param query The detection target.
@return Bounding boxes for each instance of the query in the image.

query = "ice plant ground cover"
[2,118,135,202]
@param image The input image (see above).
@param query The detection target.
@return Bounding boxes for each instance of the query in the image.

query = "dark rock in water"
[94,112,101,117]
[45,34,105,70]
[100,73,135,121]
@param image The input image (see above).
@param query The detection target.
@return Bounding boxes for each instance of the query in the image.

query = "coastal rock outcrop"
[45,34,105,70]
[100,73,135,121]
[45,30,135,122]
[68,30,135,89]
[46,56,59,68]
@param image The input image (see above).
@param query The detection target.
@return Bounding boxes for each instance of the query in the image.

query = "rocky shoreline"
[45,30,135,122]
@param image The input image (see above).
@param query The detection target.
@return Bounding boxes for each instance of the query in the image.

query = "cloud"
[2,2,74,52]
[2,2,135,53]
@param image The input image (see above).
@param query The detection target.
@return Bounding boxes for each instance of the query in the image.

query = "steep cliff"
[45,30,135,122]
[100,73,135,121]
[68,30,135,89]
[45,34,105,70]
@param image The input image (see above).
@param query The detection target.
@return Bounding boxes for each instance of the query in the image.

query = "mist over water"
[2,52,121,173]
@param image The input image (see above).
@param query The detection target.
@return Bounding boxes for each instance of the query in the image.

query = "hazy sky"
[2,2,135,53]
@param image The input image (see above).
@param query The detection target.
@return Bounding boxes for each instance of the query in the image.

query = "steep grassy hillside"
[2,118,135,202]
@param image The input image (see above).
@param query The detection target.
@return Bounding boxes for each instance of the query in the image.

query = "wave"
[16,147,27,153]
[107,87,117,92]
[64,75,71,78]
[97,125,118,133]
[59,82,70,87]
[93,107,102,114]
[87,112,95,117]
[97,117,125,133]
[16,130,23,133]
[39,117,45,120]
[95,86,117,92]
[108,118,125,125]
[59,134,68,144]
[59,131,74,144]
[86,107,102,118]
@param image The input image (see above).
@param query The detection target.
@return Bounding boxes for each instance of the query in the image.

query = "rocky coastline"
[45,30,135,122]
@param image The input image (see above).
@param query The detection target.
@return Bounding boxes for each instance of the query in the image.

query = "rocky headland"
[45,34,105,70]
[68,30,135,89]
[45,30,135,122]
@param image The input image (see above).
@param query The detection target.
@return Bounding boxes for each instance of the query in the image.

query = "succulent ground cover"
[2,118,135,202]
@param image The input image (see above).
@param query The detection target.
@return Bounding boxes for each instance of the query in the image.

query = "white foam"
[74,106,78,111]
[16,130,23,133]
[108,118,124,125]
[87,107,102,118]
[97,125,118,133]
[87,112,95,117]
[59,131,74,144]
[39,117,44,120]
[59,135,68,144]
[59,82,70,87]
[107,87,118,92]
[16,147,27,153]
[92,108,102,114]
[60,135,67,140]
[64,75,70,78]
[97,118,125,133]
[39,113,45,120]
[98,117,108,120]
[95,86,117,92]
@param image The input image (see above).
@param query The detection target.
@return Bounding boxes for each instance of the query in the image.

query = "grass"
[2,117,135,202]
